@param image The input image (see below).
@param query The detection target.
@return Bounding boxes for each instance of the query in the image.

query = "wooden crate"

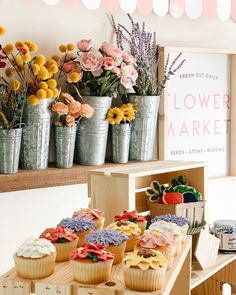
[88,160,207,226]
[0,237,191,295]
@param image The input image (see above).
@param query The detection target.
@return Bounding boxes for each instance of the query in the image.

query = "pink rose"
[92,68,103,77]
[63,61,77,73]
[77,39,92,52]
[101,42,123,66]
[79,52,103,73]
[121,65,138,89]
[103,57,115,70]
[112,66,121,77]
[122,52,135,64]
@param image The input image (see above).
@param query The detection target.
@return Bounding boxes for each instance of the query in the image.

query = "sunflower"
[120,103,137,113]
[122,108,135,122]
[107,107,124,125]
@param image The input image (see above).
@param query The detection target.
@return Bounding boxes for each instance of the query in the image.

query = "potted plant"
[107,103,136,164]
[112,15,185,161]
[51,92,94,169]
[56,40,138,165]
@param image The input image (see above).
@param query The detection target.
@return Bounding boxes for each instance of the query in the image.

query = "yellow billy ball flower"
[36,89,47,99]
[18,65,26,72]
[5,68,15,78]
[68,71,80,83]
[48,64,58,74]
[10,80,21,91]
[15,41,24,48]
[51,55,60,63]
[14,57,23,66]
[0,26,6,36]
[59,44,67,53]
[46,59,57,66]
[24,41,32,47]
[28,95,39,106]
[3,44,14,55]
[47,79,57,89]
[32,63,40,75]
[38,81,48,90]
[46,88,53,98]
[67,43,75,51]
[38,67,49,80]
[34,54,46,66]
[27,42,38,52]
[52,88,59,98]
[21,53,31,63]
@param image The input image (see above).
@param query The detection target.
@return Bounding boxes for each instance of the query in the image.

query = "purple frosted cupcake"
[86,229,128,264]
[58,217,96,247]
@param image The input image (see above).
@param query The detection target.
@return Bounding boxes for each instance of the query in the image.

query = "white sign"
[167,52,231,177]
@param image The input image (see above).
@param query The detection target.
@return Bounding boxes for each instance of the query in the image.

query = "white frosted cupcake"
[14,238,56,279]
[72,208,105,230]
[123,248,168,291]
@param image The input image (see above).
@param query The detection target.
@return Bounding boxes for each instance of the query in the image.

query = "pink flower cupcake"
[73,208,105,230]
[115,210,147,234]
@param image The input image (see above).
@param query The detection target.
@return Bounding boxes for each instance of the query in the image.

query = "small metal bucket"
[75,96,112,166]
[0,128,22,174]
[20,99,53,170]
[129,95,160,161]
[111,124,131,164]
[54,125,77,169]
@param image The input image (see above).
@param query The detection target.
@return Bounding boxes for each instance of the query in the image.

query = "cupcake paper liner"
[124,265,167,292]
[55,238,79,262]
[158,244,176,270]
[106,241,127,265]
[70,258,113,284]
[14,252,56,280]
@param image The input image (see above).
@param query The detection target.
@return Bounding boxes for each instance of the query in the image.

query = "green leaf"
[88,253,100,262]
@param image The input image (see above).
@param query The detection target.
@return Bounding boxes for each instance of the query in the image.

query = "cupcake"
[72,208,105,230]
[123,248,168,291]
[115,210,147,234]
[149,221,183,256]
[40,226,78,262]
[150,214,189,242]
[58,217,96,247]
[86,229,128,265]
[107,221,141,252]
[69,243,114,284]
[137,231,176,269]
[13,238,56,279]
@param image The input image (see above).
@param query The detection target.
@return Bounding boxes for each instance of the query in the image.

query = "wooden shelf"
[0,237,192,295]
[191,253,236,290]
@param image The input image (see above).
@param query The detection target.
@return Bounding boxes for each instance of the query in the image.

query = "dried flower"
[52,102,69,115]
[80,103,94,118]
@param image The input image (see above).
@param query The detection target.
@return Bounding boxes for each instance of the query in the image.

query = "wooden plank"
[230,54,236,176]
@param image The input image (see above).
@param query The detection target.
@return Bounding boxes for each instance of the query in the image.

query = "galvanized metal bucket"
[54,125,77,169]
[112,123,131,164]
[129,95,160,161]
[75,96,112,166]
[0,128,22,174]
[20,99,53,170]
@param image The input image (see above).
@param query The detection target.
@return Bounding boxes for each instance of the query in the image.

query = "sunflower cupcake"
[58,217,96,247]
[72,208,105,230]
[86,229,128,264]
[123,248,168,291]
[115,210,147,234]
[107,221,141,252]
[40,226,78,262]
[14,238,56,279]
[69,243,114,284]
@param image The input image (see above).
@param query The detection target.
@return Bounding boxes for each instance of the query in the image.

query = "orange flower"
[66,115,75,127]
[62,92,74,103]
[68,100,82,118]
[52,102,69,115]
[80,103,94,118]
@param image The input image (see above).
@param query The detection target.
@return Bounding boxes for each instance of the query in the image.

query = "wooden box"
[88,160,207,226]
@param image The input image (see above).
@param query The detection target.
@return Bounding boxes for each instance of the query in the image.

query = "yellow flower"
[14,57,23,66]
[0,26,6,36]
[59,44,67,53]
[34,55,46,66]
[120,103,137,112]
[21,53,31,63]
[67,43,75,51]
[107,107,124,125]
[46,88,54,98]
[52,88,59,98]
[68,71,80,83]
[28,95,39,106]
[28,79,35,87]
[18,65,26,73]
[3,44,14,55]
[26,41,38,52]
[38,81,48,90]
[10,80,21,91]
[32,63,40,75]
[46,59,57,67]
[47,79,57,89]
[122,109,135,122]
[36,89,47,99]
[48,64,58,74]
[51,55,60,63]
[15,41,23,48]
[38,68,49,80]
[5,68,15,78]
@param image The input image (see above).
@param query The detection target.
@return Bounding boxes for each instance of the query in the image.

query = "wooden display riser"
[0,237,191,295]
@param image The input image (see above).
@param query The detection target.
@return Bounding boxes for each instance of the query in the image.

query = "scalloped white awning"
[38,0,236,22]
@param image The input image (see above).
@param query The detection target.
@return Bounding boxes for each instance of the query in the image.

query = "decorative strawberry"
[162,192,184,204]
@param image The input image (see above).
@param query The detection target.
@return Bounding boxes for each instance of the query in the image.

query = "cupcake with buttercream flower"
[58,217,95,247]
[115,210,147,234]
[69,243,114,284]
[13,238,56,279]
[107,220,141,252]
[72,208,105,230]
[86,229,128,264]
[123,248,168,291]
[40,226,78,262]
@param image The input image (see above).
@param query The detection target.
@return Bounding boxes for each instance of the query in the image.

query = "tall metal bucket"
[112,123,131,164]
[0,128,22,174]
[129,95,160,161]
[75,96,112,166]
[54,125,77,169]
[20,99,53,170]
